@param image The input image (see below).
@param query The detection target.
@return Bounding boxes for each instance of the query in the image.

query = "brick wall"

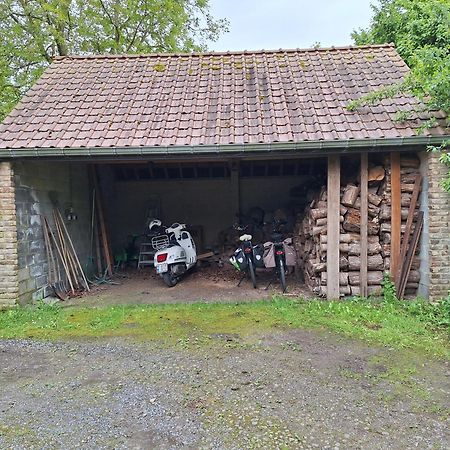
[427,150,450,300]
[0,162,19,306]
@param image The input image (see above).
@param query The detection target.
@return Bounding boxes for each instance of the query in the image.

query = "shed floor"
[64,265,312,307]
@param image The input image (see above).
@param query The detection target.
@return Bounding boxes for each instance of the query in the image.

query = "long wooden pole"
[395,174,422,290]
[327,155,341,299]
[55,209,90,291]
[46,216,75,293]
[91,166,113,276]
[53,210,78,288]
[398,211,424,299]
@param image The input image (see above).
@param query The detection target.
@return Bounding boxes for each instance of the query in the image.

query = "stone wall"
[14,161,91,304]
[0,162,19,306]
[427,150,450,300]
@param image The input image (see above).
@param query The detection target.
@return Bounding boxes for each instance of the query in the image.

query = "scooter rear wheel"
[162,271,178,287]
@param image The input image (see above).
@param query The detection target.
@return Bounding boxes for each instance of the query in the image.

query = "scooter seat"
[239,234,252,242]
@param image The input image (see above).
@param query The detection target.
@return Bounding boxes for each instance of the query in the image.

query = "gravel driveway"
[1,330,449,449]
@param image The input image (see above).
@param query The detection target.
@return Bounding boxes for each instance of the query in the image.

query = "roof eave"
[0,135,448,160]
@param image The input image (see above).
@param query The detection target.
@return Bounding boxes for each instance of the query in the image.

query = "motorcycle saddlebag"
[263,242,276,268]
[253,244,265,268]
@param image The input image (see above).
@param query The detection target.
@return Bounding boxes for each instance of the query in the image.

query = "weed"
[381,272,397,303]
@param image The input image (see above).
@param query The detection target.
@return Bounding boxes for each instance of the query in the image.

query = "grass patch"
[0,297,448,357]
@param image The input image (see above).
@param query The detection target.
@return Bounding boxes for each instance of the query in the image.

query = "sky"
[208,0,377,51]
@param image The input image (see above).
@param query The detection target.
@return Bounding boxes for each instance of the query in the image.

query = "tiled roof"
[0,44,447,151]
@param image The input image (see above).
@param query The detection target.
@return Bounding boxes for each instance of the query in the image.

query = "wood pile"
[294,154,422,297]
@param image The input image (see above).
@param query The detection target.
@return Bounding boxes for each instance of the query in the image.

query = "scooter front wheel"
[162,271,178,287]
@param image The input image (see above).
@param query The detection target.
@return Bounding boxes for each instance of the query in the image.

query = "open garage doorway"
[88,156,328,300]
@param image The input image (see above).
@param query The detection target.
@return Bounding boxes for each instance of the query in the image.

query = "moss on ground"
[0,297,448,358]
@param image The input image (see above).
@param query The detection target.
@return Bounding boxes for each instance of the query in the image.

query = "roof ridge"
[53,43,396,60]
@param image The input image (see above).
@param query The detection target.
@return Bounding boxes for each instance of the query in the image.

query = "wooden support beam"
[327,155,341,299]
[390,152,401,278]
[360,153,368,298]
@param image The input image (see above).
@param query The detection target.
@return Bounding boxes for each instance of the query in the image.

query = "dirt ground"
[65,264,313,307]
[1,331,448,449]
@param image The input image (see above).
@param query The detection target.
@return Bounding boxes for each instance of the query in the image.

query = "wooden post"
[327,155,341,299]
[390,152,401,278]
[91,165,113,277]
[360,153,368,298]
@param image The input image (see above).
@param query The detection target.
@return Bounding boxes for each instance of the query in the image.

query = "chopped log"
[310,208,327,220]
[368,285,382,295]
[341,185,360,207]
[340,285,352,296]
[309,261,326,273]
[401,184,419,193]
[312,225,327,236]
[315,216,345,226]
[348,271,383,286]
[368,192,382,206]
[379,203,391,220]
[368,204,381,218]
[340,256,349,270]
[407,270,420,283]
[320,243,350,253]
[348,241,382,256]
[321,271,349,286]
[348,254,384,271]
[342,208,380,235]
[400,157,420,168]
[320,233,379,244]
[368,166,385,181]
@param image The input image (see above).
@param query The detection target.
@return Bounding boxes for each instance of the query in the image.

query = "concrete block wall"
[427,150,450,300]
[14,161,91,303]
[0,162,19,306]
[103,169,309,254]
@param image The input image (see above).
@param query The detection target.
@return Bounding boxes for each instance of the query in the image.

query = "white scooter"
[152,223,197,287]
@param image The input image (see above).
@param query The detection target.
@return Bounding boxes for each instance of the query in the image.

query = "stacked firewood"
[294,155,421,297]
